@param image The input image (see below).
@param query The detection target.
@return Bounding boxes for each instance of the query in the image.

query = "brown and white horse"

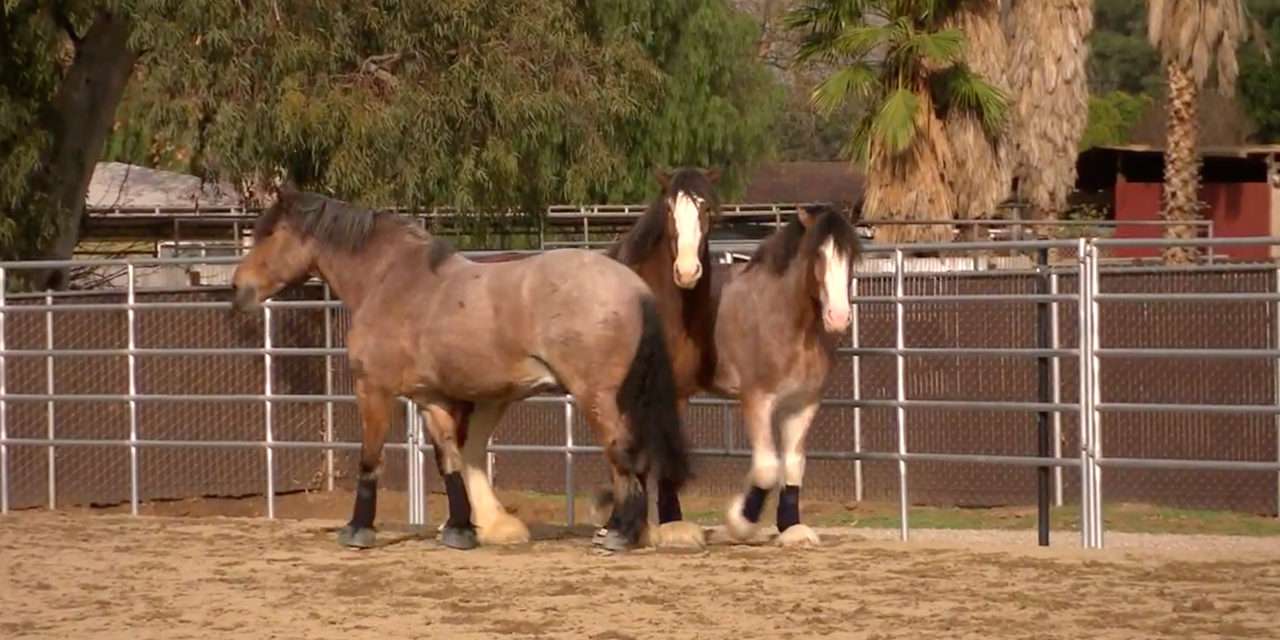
[230,189,690,552]
[712,204,858,546]
[596,167,722,546]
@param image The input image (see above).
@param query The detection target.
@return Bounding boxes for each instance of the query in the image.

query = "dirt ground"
[3,506,1280,639]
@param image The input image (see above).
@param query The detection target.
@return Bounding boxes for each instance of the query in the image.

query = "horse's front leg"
[776,401,821,547]
[337,380,394,549]
[459,401,530,545]
[725,392,778,542]
[421,402,477,550]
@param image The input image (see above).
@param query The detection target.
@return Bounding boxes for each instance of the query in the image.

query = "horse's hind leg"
[725,392,779,542]
[776,401,821,547]
[338,381,393,549]
[421,402,478,550]
[461,402,530,545]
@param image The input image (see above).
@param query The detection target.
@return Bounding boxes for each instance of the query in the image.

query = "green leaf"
[871,88,919,154]
[811,63,880,115]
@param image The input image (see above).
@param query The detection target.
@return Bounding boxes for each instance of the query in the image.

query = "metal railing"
[1,237,1279,550]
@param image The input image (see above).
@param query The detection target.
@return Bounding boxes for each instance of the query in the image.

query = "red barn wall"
[1112,177,1273,260]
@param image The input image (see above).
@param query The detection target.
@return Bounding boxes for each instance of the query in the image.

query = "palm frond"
[934,64,1007,134]
[871,88,919,154]
[811,63,879,115]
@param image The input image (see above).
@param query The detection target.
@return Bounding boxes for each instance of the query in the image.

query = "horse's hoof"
[600,529,632,552]
[441,526,479,550]
[776,524,821,548]
[477,512,530,545]
[655,521,706,550]
[337,525,377,549]
[591,527,610,546]
[725,495,761,542]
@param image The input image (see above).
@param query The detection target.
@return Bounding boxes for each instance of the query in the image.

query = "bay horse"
[230,189,689,552]
[594,167,721,547]
[713,204,858,546]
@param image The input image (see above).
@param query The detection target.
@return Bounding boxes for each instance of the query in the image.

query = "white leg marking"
[780,402,820,487]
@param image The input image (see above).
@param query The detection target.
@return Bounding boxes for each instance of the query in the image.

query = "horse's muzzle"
[230,284,260,314]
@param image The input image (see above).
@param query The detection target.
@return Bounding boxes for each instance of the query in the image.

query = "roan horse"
[230,189,690,552]
[713,204,858,546]
[595,167,722,547]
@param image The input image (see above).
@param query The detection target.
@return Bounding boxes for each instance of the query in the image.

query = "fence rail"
[2,237,1280,550]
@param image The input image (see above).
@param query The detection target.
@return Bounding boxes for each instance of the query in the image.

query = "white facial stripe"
[672,191,703,276]
[819,237,851,315]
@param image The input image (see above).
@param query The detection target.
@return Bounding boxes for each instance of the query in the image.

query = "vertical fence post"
[0,267,7,514]
[893,249,909,542]
[323,284,335,492]
[1088,242,1104,548]
[1275,266,1280,519]
[1076,239,1093,548]
[1035,249,1051,546]
[126,264,140,515]
[850,275,863,503]
[1050,271,1064,508]
[406,401,424,528]
[45,291,55,510]
[263,304,275,519]
[564,396,575,527]
[486,435,495,484]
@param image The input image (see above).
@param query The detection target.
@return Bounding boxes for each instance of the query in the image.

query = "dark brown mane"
[255,189,457,267]
[749,204,859,275]
[606,168,721,265]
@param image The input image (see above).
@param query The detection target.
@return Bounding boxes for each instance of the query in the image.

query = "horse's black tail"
[616,296,691,493]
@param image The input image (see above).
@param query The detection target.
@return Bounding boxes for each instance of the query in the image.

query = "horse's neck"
[313,236,417,313]
[777,259,818,333]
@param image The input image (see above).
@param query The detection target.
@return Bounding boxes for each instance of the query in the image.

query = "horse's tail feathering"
[615,296,691,492]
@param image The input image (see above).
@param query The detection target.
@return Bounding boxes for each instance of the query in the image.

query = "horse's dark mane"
[749,204,860,275]
[256,189,457,267]
[606,168,720,265]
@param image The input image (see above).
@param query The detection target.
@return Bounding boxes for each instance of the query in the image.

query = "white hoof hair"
[776,524,821,548]
[725,494,761,542]
[654,521,707,550]
[476,512,531,545]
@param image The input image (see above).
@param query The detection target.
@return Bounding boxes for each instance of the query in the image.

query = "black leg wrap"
[741,485,769,523]
[444,471,473,529]
[776,485,801,532]
[657,477,683,524]
[349,471,378,529]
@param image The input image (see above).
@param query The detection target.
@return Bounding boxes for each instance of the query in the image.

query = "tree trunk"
[24,10,138,289]
[1161,62,1202,264]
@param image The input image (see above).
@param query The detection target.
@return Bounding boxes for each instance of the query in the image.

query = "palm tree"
[1006,0,1095,222]
[1147,0,1246,262]
[787,0,1008,244]
[945,0,1012,240]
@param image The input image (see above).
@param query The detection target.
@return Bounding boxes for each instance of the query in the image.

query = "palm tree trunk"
[1161,61,1202,263]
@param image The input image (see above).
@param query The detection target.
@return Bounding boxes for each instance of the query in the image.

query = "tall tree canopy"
[1,0,782,287]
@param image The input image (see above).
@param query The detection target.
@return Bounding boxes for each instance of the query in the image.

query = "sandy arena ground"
[3,509,1280,639]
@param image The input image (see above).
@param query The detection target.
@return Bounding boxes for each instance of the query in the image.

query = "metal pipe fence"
[2,237,1279,549]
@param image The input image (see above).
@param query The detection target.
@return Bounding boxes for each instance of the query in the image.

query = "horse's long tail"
[615,296,691,493]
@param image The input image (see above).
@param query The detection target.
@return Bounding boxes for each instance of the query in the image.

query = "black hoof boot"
[441,525,478,550]
[337,524,377,549]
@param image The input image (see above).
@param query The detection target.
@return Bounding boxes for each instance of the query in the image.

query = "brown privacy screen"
[3,267,1277,515]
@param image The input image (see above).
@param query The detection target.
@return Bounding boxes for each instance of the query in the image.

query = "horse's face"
[231,218,318,313]
[657,168,720,289]
[799,208,854,334]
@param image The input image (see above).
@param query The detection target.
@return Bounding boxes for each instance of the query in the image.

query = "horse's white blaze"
[818,237,851,333]
[672,191,703,288]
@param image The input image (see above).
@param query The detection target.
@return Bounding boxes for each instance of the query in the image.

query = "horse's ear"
[654,168,673,190]
[797,206,817,229]
[704,167,721,184]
